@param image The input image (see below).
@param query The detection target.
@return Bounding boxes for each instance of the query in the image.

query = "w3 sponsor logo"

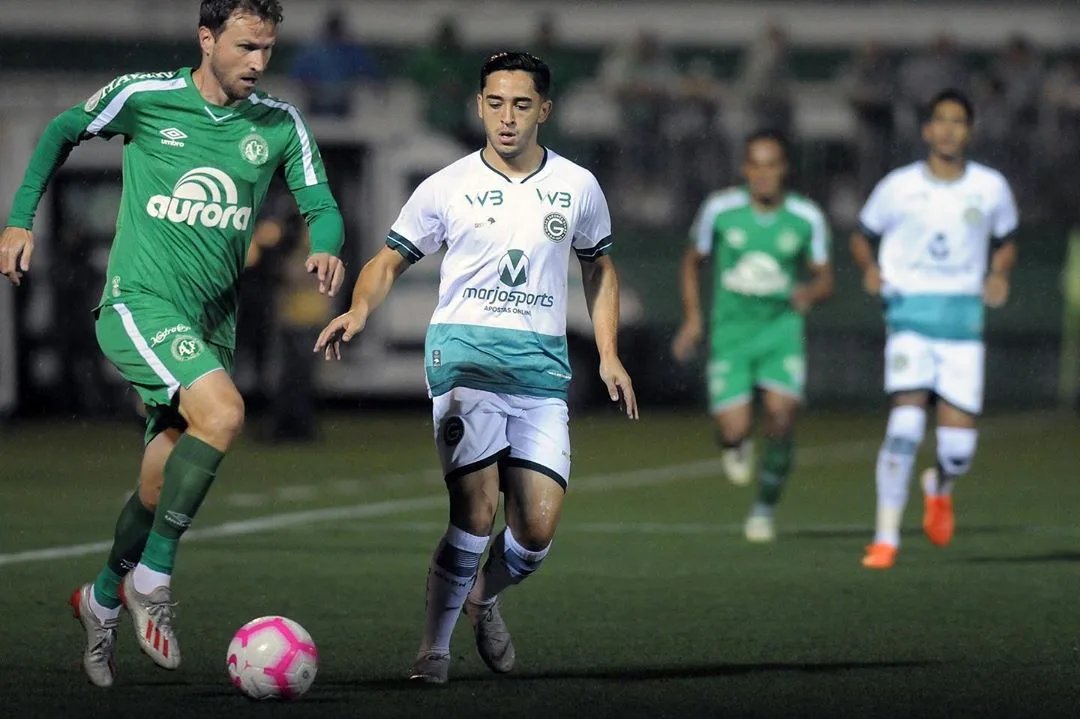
[146,167,252,231]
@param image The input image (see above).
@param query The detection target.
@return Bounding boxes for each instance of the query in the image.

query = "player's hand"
[0,227,34,286]
[599,356,638,420]
[791,285,813,314]
[862,265,882,296]
[313,308,367,360]
[305,253,346,297]
[984,273,1010,308]
[671,319,703,362]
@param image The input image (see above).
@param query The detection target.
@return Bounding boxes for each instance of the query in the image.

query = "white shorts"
[884,331,984,415]
[431,387,571,488]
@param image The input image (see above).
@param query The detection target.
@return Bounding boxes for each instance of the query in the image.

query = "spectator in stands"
[841,40,897,197]
[737,23,793,138]
[1041,49,1080,223]
[245,187,329,443]
[994,35,1043,136]
[1043,50,1080,155]
[990,35,1043,189]
[599,30,681,194]
[406,18,477,145]
[896,33,970,159]
[289,8,381,118]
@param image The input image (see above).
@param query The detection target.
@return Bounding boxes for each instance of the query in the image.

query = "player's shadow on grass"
[340,659,941,691]
[955,550,1080,564]
[784,524,1025,540]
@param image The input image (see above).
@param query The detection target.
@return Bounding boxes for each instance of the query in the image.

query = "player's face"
[477,70,552,160]
[200,11,277,103]
[742,139,787,203]
[923,100,971,160]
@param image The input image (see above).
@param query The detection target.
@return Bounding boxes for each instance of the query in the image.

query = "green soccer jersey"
[690,187,830,334]
[8,68,344,348]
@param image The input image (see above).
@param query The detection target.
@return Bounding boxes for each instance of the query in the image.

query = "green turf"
[1,409,1079,718]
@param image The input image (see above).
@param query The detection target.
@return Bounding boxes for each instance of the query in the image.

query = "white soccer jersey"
[386,149,613,399]
[858,161,1018,340]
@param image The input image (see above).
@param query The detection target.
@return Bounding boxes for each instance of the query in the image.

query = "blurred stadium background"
[2,0,1080,421]
[3,2,1080,717]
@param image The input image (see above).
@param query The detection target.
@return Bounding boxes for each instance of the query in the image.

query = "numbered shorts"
[432,387,571,489]
[95,299,233,443]
[884,331,984,415]
[708,317,806,412]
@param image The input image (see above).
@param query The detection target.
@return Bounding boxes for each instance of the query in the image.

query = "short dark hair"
[744,128,791,161]
[199,0,283,36]
[480,51,552,98]
[924,88,974,125]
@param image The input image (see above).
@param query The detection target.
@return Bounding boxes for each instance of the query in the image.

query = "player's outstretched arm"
[0,227,34,286]
[850,230,882,296]
[314,246,410,360]
[2,104,116,285]
[672,247,706,361]
[580,255,638,419]
[984,239,1018,308]
[290,184,347,297]
[793,261,835,314]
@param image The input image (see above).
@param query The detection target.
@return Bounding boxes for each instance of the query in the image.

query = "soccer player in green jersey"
[0,0,345,687]
[673,130,833,542]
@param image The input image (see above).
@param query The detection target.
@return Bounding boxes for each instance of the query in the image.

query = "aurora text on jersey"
[385,149,612,401]
[7,68,343,348]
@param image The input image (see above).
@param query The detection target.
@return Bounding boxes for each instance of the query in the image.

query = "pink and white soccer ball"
[226,616,318,700]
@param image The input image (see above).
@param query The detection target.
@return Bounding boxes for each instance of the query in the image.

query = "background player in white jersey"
[315,52,638,684]
[850,89,1018,569]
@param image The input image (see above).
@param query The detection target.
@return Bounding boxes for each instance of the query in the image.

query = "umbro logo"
[160,128,187,148]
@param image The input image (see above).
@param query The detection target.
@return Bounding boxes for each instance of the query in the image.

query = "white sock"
[419,524,489,656]
[88,589,121,622]
[468,526,550,606]
[873,406,926,547]
[132,563,172,594]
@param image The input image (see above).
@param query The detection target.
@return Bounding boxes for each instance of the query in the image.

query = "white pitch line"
[0,414,1057,569]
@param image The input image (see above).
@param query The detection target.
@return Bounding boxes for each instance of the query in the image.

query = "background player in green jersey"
[673,130,833,542]
[0,0,345,687]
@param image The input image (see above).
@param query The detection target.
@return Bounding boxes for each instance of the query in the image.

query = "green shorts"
[708,313,805,413]
[95,297,233,444]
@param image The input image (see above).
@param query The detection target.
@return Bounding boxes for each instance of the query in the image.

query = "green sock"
[140,434,225,574]
[756,435,795,508]
[92,491,156,608]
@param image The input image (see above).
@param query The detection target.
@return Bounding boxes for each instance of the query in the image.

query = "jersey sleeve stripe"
[857,220,883,244]
[786,197,830,263]
[111,303,181,398]
[575,237,613,261]
[86,78,188,135]
[251,96,318,186]
[387,231,424,262]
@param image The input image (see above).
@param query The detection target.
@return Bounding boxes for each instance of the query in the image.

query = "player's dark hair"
[200,0,283,36]
[924,88,974,125]
[480,51,552,98]
[744,128,791,162]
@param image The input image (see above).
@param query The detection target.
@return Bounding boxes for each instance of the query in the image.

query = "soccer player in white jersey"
[851,89,1018,569]
[315,52,638,683]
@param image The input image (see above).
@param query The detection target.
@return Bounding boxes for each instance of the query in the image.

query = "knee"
[451,496,498,537]
[885,405,927,450]
[136,482,160,511]
[763,410,795,438]
[936,426,977,477]
[191,394,245,445]
[508,520,556,552]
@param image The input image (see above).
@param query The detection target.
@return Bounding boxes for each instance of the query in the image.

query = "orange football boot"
[862,543,898,569]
